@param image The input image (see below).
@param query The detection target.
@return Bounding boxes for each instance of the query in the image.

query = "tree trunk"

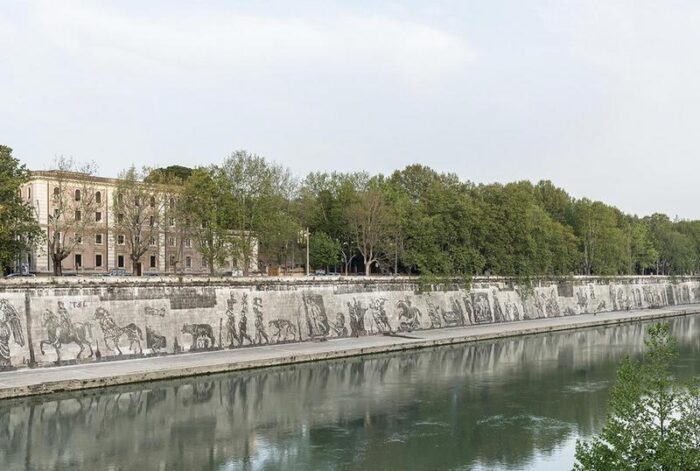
[52,258,62,276]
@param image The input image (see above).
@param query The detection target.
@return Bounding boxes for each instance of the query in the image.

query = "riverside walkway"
[0,304,698,400]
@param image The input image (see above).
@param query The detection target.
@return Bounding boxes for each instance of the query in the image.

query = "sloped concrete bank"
[0,305,697,400]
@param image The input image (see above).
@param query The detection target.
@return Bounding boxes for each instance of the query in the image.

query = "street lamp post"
[299,228,310,275]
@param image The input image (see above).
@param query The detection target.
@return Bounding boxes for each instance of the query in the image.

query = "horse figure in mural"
[94,307,143,355]
[39,308,93,362]
[0,299,24,368]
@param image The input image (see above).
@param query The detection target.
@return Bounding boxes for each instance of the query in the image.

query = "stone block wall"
[0,276,697,369]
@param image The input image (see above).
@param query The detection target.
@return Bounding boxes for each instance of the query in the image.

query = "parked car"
[106,269,130,276]
[4,273,36,279]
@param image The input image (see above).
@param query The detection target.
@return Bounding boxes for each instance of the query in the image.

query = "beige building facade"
[20,171,257,275]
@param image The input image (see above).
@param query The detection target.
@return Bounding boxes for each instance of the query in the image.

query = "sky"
[2,1,700,218]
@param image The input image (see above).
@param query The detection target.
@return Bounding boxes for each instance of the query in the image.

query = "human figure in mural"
[470,293,492,324]
[94,307,143,355]
[441,298,466,326]
[303,294,330,337]
[225,293,239,348]
[39,307,94,362]
[238,294,253,345]
[0,300,24,368]
[253,297,269,345]
[57,301,74,333]
[330,312,348,337]
[426,301,442,328]
[269,319,297,342]
[347,299,367,337]
[181,324,215,350]
[396,299,422,332]
[369,298,392,333]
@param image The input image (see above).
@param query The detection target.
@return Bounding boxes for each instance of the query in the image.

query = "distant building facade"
[20,171,257,275]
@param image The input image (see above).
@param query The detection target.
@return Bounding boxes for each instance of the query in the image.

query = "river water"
[2,315,700,471]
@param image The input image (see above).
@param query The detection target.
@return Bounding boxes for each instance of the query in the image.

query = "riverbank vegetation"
[574,323,700,470]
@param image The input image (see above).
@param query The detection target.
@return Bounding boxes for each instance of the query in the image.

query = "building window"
[117,255,124,268]
[202,258,208,268]
[117,213,124,224]
[169,217,175,227]
[95,211,102,222]
[150,196,156,207]
[53,208,59,219]
[169,255,175,269]
[149,215,154,227]
[75,210,81,221]
[95,254,103,267]
[95,234,103,244]
[53,187,60,199]
[185,256,192,268]
[75,234,82,244]
[74,254,82,268]
[95,191,102,204]
[168,236,175,247]
[169,197,175,209]
[185,238,191,248]
[27,187,31,200]
[75,189,81,201]
[134,196,140,207]
[117,235,125,245]
[150,255,157,268]
[150,237,156,246]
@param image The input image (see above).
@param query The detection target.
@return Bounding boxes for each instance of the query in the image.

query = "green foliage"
[0,145,43,273]
[180,168,230,274]
[144,165,193,184]
[309,231,341,269]
[574,323,700,470]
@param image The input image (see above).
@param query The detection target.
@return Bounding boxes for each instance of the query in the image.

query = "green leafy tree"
[309,231,341,270]
[219,150,295,275]
[179,168,230,275]
[0,145,42,273]
[574,323,700,470]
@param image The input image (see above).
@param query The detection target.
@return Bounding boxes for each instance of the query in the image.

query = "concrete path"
[1,305,698,400]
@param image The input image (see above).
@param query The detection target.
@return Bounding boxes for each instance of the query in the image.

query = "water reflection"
[2,316,700,470]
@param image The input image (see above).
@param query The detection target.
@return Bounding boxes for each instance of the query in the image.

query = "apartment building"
[20,171,257,275]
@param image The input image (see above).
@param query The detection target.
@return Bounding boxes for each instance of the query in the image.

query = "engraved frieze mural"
[0,277,696,368]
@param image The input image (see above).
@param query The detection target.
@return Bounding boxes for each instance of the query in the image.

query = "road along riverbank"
[0,304,697,400]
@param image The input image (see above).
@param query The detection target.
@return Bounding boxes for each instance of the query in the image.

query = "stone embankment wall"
[0,276,697,369]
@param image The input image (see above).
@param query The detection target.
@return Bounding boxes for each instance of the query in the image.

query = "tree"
[574,323,700,470]
[573,199,627,275]
[0,145,42,274]
[309,231,341,270]
[46,157,100,275]
[112,166,167,275]
[179,168,230,275]
[219,150,295,275]
[346,185,394,276]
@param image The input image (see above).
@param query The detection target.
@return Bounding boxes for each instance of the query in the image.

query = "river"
[1,314,700,470]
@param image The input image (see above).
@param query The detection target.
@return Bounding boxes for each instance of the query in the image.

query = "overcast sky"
[2,1,700,218]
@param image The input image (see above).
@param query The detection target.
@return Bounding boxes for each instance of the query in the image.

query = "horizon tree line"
[2,144,700,278]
